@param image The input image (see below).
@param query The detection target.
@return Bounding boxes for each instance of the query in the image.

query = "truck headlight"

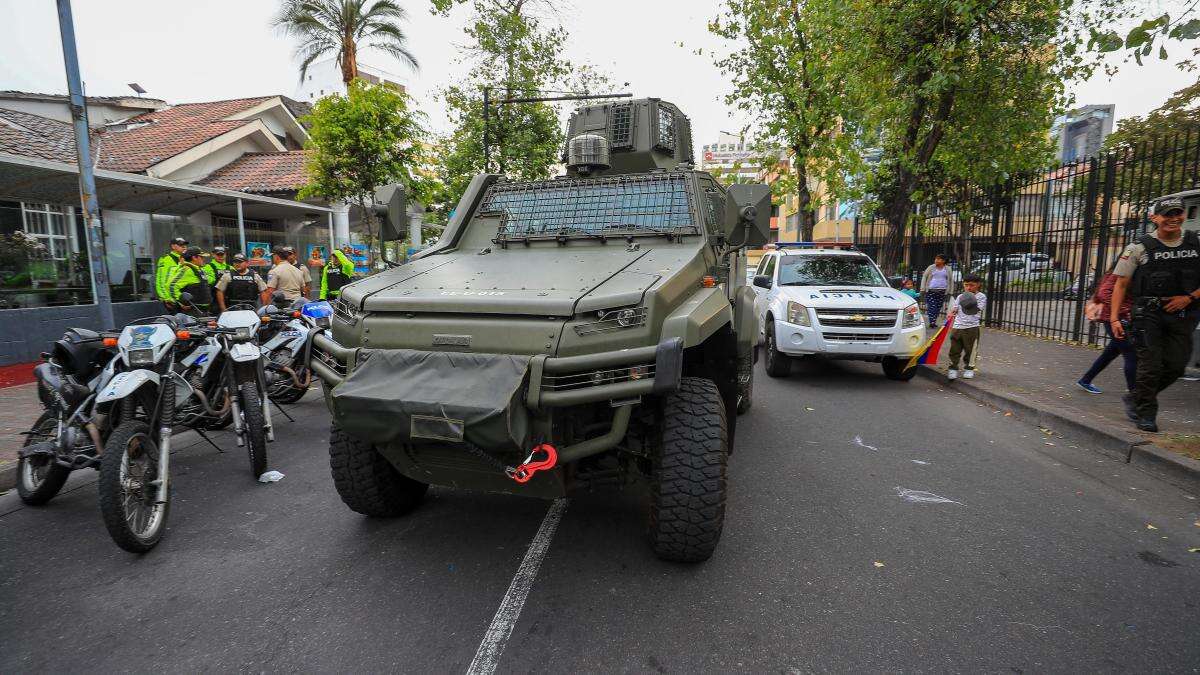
[786,301,811,327]
[902,304,921,328]
[127,348,156,367]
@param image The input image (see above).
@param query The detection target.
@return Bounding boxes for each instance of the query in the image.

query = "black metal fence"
[856,130,1200,344]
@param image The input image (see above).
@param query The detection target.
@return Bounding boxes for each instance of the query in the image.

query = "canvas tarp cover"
[330,348,532,451]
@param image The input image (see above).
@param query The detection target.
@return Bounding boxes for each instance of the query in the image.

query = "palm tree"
[274,0,419,85]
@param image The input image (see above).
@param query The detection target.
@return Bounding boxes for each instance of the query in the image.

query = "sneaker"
[1076,380,1102,394]
[1136,418,1159,432]
[947,369,959,380]
[1121,394,1138,422]
[963,370,975,379]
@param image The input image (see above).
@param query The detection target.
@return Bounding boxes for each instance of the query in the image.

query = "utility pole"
[56,0,114,329]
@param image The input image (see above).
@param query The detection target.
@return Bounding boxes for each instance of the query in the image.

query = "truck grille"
[815,308,897,328]
[542,362,655,391]
[312,344,348,377]
[822,332,892,342]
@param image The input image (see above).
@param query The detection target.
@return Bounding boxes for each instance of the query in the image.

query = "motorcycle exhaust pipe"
[279,365,311,390]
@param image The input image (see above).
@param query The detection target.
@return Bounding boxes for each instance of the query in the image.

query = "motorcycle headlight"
[786,301,811,327]
[902,304,921,328]
[235,325,255,340]
[128,348,156,367]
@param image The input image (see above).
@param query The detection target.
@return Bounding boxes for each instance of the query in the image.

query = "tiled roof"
[98,96,274,172]
[195,151,309,193]
[0,107,98,163]
[280,97,312,126]
[0,90,168,106]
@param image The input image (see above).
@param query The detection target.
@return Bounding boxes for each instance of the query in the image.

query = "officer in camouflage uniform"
[1110,196,1200,431]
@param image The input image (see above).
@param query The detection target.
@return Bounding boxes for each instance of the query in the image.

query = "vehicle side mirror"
[724,184,771,248]
[752,274,772,289]
[373,183,409,242]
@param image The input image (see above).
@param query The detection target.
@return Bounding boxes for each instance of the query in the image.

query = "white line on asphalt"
[466,497,569,675]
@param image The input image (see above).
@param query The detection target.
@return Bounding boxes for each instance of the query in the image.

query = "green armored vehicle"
[310,98,770,562]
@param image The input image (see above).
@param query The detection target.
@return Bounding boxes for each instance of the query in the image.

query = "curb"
[0,460,15,493]
[916,365,1200,494]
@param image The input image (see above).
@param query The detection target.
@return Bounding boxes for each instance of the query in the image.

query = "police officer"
[1110,196,1200,431]
[165,247,212,314]
[321,245,356,301]
[204,246,231,288]
[262,247,306,305]
[215,253,267,312]
[155,236,188,309]
[285,247,312,298]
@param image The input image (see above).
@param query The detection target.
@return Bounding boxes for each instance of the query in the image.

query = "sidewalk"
[0,382,47,488]
[919,327,1200,488]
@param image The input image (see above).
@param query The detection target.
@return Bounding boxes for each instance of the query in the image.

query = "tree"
[846,0,1068,272]
[274,0,419,84]
[710,0,859,241]
[299,80,430,259]
[426,0,618,222]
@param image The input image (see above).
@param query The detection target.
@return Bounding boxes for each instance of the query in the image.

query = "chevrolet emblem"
[851,314,866,322]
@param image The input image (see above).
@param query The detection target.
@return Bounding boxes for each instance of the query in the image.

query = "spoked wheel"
[16,412,71,505]
[98,421,169,553]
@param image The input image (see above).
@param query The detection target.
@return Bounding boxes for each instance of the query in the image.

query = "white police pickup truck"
[751,244,926,381]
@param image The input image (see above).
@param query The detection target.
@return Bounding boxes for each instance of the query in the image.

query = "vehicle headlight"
[902,304,921,328]
[786,301,811,327]
[235,325,256,340]
[127,348,156,367]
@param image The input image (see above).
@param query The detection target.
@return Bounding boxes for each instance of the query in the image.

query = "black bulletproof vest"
[324,261,350,294]
[225,272,260,302]
[1132,231,1200,298]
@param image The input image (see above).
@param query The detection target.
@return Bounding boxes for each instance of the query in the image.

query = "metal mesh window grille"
[482,173,696,240]
[656,106,676,153]
[609,103,633,148]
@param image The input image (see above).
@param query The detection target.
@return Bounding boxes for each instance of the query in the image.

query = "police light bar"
[774,241,857,249]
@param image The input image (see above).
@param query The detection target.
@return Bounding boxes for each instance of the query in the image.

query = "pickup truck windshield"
[481,173,696,241]
[778,255,887,287]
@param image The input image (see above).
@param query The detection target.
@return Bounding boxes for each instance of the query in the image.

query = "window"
[655,105,676,153]
[777,255,886,287]
[22,203,76,279]
[761,254,776,281]
[825,202,837,222]
[0,201,93,308]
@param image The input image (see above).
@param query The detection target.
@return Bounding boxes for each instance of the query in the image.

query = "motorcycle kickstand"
[272,402,295,423]
[194,427,225,453]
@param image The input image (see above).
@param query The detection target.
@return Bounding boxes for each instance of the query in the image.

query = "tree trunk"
[795,158,815,241]
[341,41,358,84]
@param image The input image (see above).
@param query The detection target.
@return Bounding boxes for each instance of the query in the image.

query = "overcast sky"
[1,0,1196,154]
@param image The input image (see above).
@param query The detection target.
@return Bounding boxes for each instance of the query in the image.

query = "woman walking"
[920,254,954,328]
[1077,271,1136,394]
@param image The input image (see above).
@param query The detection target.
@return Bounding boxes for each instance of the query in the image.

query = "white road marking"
[466,498,569,675]
[852,435,878,451]
[896,487,962,505]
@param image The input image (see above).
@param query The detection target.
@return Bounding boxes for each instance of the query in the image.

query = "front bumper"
[772,319,926,358]
[310,331,683,409]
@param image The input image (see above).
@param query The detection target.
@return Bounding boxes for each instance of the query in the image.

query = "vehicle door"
[753,253,777,333]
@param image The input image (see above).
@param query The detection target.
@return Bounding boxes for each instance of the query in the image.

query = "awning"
[0,151,330,220]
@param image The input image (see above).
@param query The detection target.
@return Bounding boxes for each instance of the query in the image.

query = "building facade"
[293,57,407,103]
[1053,104,1115,164]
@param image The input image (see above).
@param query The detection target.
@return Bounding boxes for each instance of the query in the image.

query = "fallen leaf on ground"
[873,561,885,568]
[1189,548,1200,553]
[805,407,815,411]
[1146,524,1158,530]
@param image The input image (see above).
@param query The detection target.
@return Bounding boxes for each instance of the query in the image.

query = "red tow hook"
[506,444,557,484]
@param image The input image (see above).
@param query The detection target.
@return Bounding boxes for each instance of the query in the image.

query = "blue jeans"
[1080,322,1137,391]
[925,289,946,327]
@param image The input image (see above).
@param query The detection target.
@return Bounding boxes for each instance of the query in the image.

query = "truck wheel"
[763,319,790,378]
[329,422,428,517]
[735,354,753,415]
[649,377,728,563]
[882,356,917,381]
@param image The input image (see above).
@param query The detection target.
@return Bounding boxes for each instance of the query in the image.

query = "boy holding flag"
[945,274,987,380]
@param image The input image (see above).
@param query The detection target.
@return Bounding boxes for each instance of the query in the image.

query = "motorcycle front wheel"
[98,420,169,553]
[239,383,268,478]
[16,412,70,505]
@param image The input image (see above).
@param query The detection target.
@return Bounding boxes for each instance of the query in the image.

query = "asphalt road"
[2,358,1199,672]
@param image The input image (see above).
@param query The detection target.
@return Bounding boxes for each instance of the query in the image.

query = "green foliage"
[710,0,861,240]
[299,80,432,240]
[274,0,418,84]
[425,0,618,223]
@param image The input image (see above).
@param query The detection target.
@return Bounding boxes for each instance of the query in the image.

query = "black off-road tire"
[329,422,428,517]
[98,420,170,553]
[735,355,753,415]
[763,319,791,378]
[649,377,728,563]
[882,356,917,381]
[239,384,268,478]
[16,412,71,505]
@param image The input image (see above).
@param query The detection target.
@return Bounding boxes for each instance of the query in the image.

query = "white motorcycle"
[95,308,273,552]
[258,298,333,404]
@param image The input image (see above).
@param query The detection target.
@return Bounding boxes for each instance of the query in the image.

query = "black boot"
[1136,418,1159,432]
